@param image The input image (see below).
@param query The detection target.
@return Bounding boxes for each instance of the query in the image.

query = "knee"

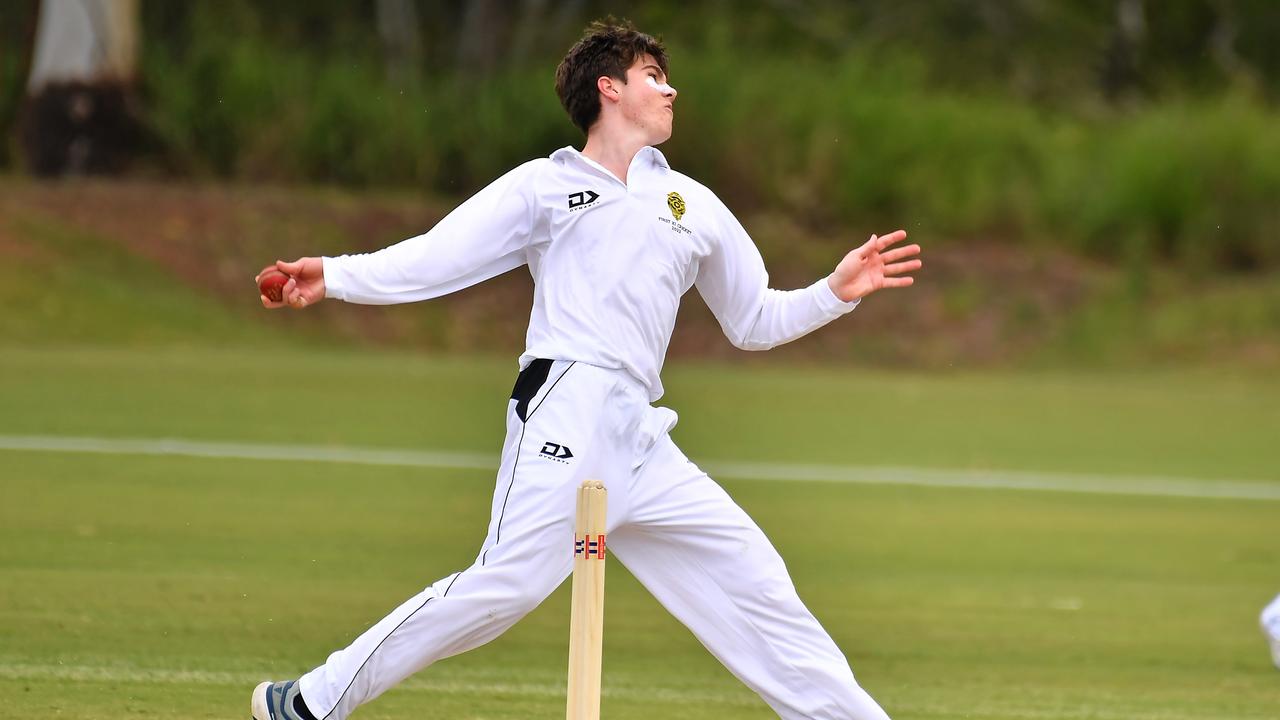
[502,585,547,618]
[805,683,890,720]
[482,575,559,622]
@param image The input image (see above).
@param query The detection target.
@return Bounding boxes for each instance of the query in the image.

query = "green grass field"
[1,345,1278,719]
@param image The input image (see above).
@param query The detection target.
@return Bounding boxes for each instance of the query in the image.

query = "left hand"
[827,230,921,303]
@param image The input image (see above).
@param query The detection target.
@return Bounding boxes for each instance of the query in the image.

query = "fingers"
[282,277,303,308]
[255,267,316,308]
[254,263,278,285]
[256,262,295,309]
[881,276,914,288]
[256,259,305,309]
[875,230,908,251]
[260,293,307,309]
[880,244,921,263]
[884,259,922,276]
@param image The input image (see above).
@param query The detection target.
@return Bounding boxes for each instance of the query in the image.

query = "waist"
[518,351,658,400]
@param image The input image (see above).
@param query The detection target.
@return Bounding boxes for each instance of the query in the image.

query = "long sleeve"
[323,160,544,305]
[695,199,859,351]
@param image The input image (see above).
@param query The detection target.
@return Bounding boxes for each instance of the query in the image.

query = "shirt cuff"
[321,256,344,300]
[812,277,861,315]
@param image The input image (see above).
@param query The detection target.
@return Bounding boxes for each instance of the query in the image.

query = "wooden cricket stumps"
[566,479,607,720]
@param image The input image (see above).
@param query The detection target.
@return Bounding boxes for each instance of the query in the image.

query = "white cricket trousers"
[298,360,890,720]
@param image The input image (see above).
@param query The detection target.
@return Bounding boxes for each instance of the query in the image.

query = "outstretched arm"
[826,230,922,303]
[254,159,543,310]
[697,196,923,350]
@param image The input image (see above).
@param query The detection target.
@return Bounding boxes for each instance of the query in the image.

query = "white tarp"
[28,0,138,89]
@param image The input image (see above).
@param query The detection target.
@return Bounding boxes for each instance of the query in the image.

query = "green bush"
[669,49,1278,270]
[1047,98,1280,269]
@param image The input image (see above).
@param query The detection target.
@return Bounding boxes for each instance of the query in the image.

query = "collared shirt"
[323,146,858,401]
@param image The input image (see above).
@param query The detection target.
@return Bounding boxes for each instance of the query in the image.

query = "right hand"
[256,257,326,309]
[826,230,921,303]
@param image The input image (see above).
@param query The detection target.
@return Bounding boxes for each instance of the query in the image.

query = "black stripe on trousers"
[510,358,553,422]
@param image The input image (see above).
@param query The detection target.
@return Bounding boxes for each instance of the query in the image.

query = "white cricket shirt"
[322,146,859,400]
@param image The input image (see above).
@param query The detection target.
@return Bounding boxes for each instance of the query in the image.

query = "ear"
[597,75,622,105]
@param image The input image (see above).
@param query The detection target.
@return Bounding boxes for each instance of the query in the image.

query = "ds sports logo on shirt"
[567,190,600,212]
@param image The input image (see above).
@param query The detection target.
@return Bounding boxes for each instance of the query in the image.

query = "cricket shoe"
[1262,596,1280,670]
[251,680,320,720]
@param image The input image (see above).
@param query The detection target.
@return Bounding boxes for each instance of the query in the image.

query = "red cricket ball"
[258,269,289,303]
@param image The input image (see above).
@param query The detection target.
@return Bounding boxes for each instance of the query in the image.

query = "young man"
[252,20,919,720]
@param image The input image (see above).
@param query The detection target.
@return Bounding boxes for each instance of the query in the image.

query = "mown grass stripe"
[0,662,759,707]
[1,434,1277,501]
[1,663,1269,720]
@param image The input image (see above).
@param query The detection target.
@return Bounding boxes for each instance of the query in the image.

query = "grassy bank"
[2,176,1277,368]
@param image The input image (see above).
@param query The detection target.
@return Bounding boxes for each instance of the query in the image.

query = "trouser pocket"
[509,358,553,422]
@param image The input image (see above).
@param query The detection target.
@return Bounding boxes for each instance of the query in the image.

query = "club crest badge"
[667,191,686,221]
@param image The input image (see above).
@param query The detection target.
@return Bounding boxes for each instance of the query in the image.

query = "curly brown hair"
[554,18,668,135]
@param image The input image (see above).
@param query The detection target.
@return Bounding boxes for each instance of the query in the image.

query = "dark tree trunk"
[1100,0,1146,102]
[377,0,424,88]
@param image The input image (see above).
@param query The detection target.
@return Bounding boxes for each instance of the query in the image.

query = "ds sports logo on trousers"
[540,442,574,463]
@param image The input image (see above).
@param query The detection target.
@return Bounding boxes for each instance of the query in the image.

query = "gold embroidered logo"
[667,192,686,221]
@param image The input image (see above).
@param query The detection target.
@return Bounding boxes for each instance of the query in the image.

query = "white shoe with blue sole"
[251,679,318,720]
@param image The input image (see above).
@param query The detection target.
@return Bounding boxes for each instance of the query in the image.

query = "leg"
[610,435,891,720]
[296,361,620,720]
[296,471,573,720]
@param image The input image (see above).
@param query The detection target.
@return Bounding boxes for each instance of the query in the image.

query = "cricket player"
[1264,593,1280,670]
[251,19,920,720]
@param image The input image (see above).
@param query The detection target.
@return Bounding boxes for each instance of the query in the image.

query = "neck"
[581,124,650,184]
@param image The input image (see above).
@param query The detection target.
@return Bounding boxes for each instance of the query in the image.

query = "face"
[615,54,677,144]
